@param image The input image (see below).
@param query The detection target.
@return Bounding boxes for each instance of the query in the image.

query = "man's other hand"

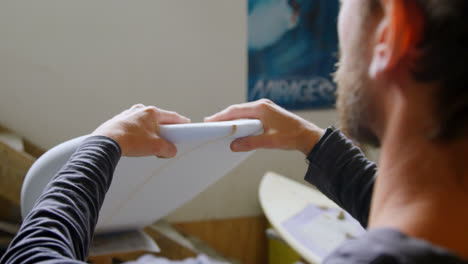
[204,99,324,155]
[92,104,190,158]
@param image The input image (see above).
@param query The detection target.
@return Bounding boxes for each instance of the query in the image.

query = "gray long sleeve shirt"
[305,128,467,263]
[1,129,467,263]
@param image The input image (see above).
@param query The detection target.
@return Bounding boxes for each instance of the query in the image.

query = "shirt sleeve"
[0,136,121,264]
[304,127,377,228]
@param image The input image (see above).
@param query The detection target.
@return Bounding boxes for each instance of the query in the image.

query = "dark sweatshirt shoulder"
[304,128,468,263]
[0,136,121,264]
[325,228,468,264]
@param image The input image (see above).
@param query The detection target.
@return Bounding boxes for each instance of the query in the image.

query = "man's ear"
[369,0,424,79]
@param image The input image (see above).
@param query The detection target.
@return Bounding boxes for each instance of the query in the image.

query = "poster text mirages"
[248,0,340,109]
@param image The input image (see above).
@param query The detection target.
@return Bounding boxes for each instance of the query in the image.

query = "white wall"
[0,0,337,222]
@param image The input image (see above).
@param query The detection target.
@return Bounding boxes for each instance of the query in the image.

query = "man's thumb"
[153,138,177,158]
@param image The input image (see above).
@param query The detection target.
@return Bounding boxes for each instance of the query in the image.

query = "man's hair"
[368,0,468,141]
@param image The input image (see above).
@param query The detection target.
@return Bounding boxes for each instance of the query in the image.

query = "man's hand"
[204,99,325,155]
[92,104,190,158]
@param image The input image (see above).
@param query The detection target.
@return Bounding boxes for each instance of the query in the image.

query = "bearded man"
[1,0,467,263]
[206,0,468,262]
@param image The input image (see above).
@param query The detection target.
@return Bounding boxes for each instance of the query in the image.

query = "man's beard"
[334,53,381,147]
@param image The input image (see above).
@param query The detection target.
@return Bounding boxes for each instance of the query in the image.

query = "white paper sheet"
[282,204,365,258]
[0,133,24,152]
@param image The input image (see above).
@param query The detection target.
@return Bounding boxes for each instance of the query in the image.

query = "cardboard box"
[0,124,44,205]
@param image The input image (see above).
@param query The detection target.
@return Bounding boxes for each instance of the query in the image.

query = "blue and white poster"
[248,0,340,109]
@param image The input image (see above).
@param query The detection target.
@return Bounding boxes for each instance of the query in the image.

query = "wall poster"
[248,0,340,110]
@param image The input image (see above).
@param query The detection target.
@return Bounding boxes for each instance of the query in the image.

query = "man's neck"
[368,99,468,259]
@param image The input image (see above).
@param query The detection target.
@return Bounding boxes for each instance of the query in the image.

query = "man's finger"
[204,103,260,122]
[152,138,178,158]
[157,109,191,124]
[230,134,271,152]
[130,104,146,110]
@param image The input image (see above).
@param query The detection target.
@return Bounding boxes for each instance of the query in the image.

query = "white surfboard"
[21,119,263,233]
[259,172,365,263]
